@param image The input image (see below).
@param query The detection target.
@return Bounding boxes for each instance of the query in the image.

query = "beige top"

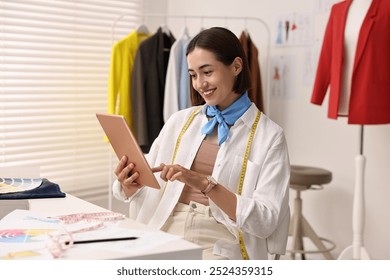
[178,139,219,205]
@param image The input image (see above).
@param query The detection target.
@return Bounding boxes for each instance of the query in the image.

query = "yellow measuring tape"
[160,106,202,196]
[166,106,261,260]
[171,106,203,164]
[237,110,261,259]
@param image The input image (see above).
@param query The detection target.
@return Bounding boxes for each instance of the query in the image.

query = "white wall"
[143,0,390,259]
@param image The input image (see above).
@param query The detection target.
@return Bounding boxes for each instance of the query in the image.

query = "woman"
[113,27,290,260]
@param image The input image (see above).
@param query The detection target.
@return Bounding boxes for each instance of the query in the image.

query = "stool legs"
[299,215,334,259]
[289,189,334,260]
[289,189,305,259]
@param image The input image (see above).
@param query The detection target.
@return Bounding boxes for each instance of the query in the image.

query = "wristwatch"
[201,176,218,195]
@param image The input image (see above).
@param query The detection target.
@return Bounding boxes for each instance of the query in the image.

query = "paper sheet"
[0,209,181,260]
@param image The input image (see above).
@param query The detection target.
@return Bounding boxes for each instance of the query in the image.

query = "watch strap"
[201,176,217,195]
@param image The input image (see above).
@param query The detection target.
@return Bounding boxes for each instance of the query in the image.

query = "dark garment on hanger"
[240,31,264,113]
[131,27,176,153]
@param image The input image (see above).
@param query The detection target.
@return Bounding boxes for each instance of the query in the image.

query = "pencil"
[67,236,138,245]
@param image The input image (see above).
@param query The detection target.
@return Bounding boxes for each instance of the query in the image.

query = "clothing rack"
[111,13,271,107]
[108,13,271,211]
[112,13,271,45]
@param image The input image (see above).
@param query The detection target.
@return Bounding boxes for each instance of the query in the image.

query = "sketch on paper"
[269,55,295,99]
[274,13,314,47]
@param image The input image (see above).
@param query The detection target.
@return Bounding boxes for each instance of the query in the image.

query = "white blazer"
[113,104,290,259]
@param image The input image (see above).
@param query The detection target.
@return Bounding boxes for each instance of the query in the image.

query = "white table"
[26,194,202,260]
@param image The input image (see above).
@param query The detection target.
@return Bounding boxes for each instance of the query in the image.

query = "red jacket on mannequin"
[311,0,390,125]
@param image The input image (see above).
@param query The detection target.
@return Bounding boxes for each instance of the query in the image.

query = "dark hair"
[186,27,251,106]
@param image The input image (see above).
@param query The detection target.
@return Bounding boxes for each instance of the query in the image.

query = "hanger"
[161,24,170,35]
[160,16,171,35]
[243,18,249,38]
[137,23,149,34]
[199,16,205,32]
[241,28,249,38]
[181,25,190,39]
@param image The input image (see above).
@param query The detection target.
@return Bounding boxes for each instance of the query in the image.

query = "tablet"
[96,113,160,189]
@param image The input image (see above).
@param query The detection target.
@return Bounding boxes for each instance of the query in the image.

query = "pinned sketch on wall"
[270,55,295,99]
[274,13,314,47]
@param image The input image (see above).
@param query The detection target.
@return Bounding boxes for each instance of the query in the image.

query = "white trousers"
[161,201,235,260]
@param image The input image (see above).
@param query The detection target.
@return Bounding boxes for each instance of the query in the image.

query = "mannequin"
[339,0,371,116]
[311,0,390,260]
[311,0,390,124]
[337,0,373,261]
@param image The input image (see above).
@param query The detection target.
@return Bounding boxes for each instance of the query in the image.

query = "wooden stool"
[288,165,336,260]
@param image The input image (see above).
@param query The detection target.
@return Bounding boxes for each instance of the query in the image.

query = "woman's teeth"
[203,89,215,96]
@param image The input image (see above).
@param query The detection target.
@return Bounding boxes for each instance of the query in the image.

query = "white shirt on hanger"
[163,26,191,122]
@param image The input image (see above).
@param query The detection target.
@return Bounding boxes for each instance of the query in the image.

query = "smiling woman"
[0,0,143,204]
[112,27,290,260]
[187,27,251,108]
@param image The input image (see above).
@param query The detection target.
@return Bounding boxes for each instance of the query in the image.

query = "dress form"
[339,0,371,116]
[338,0,372,260]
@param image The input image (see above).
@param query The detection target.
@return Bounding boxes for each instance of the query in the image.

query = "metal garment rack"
[112,13,271,47]
[107,13,271,211]
[111,12,271,104]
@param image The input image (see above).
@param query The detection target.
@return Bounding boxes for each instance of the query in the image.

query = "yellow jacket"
[108,31,150,133]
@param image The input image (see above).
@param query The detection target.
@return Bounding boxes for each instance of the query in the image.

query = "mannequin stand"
[338,126,371,260]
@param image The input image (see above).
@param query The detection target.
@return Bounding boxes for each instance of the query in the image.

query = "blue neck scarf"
[201,92,252,145]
